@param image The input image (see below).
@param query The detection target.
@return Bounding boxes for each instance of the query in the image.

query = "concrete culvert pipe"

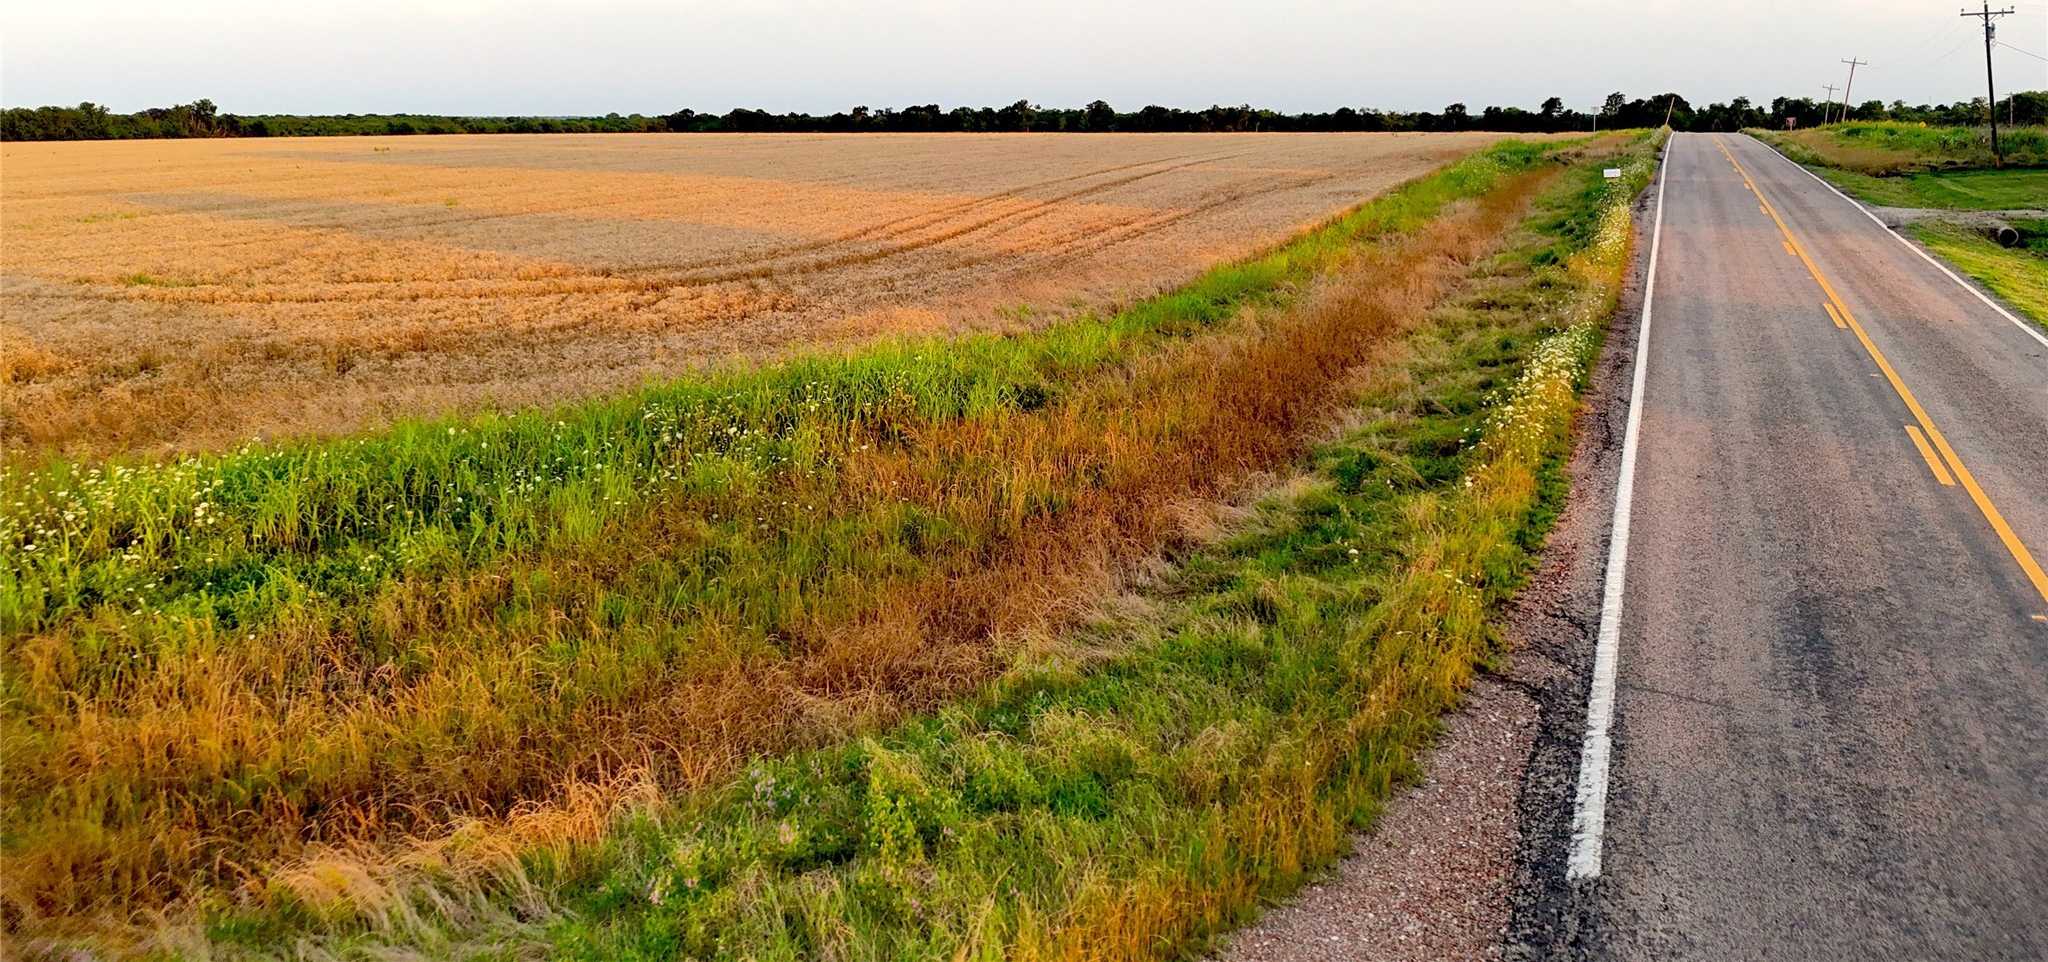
[1982,224,2022,248]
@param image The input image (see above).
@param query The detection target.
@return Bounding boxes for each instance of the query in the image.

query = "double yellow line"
[1713,136,2048,607]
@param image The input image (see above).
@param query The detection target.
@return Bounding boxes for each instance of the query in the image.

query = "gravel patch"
[1866,205,2047,229]
[1210,678,1539,962]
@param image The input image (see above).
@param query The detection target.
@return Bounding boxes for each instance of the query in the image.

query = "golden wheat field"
[1,131,1512,455]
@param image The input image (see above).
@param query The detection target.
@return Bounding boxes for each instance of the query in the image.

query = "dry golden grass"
[1,132,1511,455]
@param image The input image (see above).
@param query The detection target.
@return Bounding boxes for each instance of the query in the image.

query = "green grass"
[1910,220,2048,332]
[190,135,1663,960]
[1837,120,2048,169]
[1794,166,2048,211]
[116,272,182,287]
[2016,217,2048,257]
[1761,120,2048,175]
[1754,121,2048,211]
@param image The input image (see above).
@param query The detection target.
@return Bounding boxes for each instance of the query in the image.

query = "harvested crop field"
[1,131,1510,455]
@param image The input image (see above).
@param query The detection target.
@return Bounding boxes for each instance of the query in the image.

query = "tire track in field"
[253,156,1392,362]
[587,148,1246,277]
[859,161,1366,288]
[24,148,1217,301]
[26,152,1304,370]
[53,154,1364,324]
[659,142,1412,297]
[766,149,1423,330]
[27,150,1219,275]
[628,151,1254,280]
[1014,149,1433,272]
[34,141,1421,315]
[58,152,1256,306]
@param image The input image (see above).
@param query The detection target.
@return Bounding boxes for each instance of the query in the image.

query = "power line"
[1892,13,1973,73]
[1996,39,2048,61]
[1991,40,2043,126]
[1913,22,1990,70]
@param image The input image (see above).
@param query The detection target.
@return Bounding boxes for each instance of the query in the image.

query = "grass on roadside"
[1909,220,2048,331]
[1753,122,2048,211]
[1762,120,2048,175]
[1798,166,2047,211]
[179,134,1662,960]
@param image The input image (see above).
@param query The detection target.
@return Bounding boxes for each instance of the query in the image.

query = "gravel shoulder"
[1496,173,1656,962]
[1210,677,1537,962]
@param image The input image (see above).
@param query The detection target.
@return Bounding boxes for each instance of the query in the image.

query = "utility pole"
[1838,57,1868,122]
[1821,83,1840,124]
[1961,4,2016,165]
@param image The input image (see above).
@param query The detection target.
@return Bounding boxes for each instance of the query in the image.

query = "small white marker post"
[1603,168,1623,180]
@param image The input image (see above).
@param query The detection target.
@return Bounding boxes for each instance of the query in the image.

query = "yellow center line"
[1905,425,1956,486]
[1713,135,2048,606]
[1823,302,1847,328]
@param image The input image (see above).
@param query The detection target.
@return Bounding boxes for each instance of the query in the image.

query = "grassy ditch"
[175,134,1660,958]
[3,136,1609,938]
[1909,220,2048,331]
[1804,166,2047,211]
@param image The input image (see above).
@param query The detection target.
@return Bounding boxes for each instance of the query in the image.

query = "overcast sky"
[4,0,2045,116]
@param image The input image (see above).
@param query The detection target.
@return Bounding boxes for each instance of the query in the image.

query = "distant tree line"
[6,91,2044,142]
[1635,90,2048,132]
[0,100,663,140]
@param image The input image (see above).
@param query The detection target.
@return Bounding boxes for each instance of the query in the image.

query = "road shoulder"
[1499,168,1658,960]
[1211,678,1537,962]
[1208,148,1663,962]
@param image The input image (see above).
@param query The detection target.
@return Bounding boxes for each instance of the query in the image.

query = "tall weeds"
[1761,120,2048,174]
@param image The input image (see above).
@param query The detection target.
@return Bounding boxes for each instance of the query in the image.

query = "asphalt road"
[1565,132,2048,960]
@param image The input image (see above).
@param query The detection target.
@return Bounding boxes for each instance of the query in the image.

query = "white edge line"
[1565,131,1672,882]
[1743,133,2048,351]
